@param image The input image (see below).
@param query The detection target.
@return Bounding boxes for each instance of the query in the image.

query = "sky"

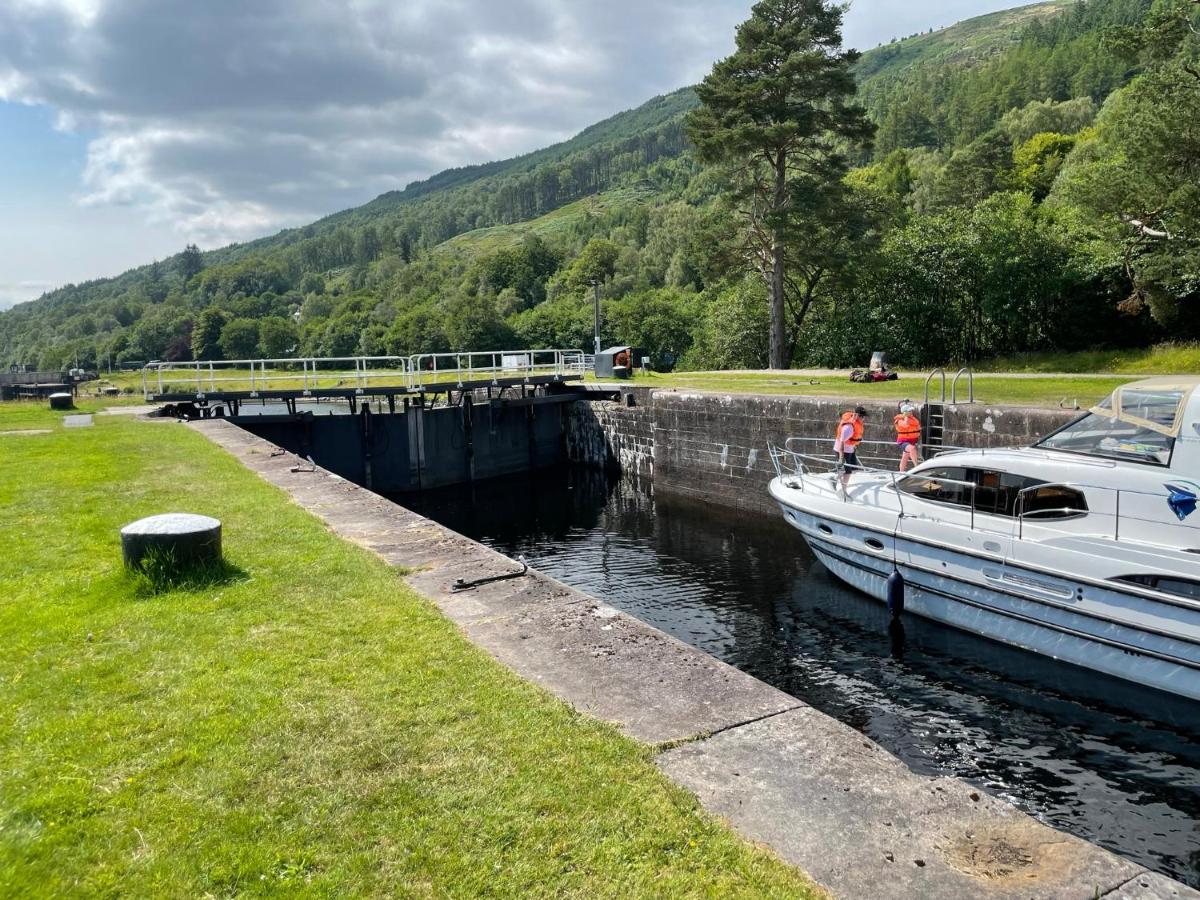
[0,0,1028,309]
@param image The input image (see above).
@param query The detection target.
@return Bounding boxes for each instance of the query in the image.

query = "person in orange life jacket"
[894,402,922,472]
[833,405,869,488]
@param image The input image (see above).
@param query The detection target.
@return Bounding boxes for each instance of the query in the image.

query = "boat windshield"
[1036,384,1188,466]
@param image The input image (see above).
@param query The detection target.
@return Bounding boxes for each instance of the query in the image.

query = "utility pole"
[589,278,601,356]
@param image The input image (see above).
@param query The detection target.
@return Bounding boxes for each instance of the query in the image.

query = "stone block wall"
[940,403,1078,451]
[567,388,1080,516]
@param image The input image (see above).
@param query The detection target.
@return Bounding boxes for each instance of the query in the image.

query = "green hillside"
[857,1,1071,82]
[2,0,1194,375]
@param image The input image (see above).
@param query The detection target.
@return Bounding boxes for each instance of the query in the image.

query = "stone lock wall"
[567,388,1079,516]
[939,402,1078,451]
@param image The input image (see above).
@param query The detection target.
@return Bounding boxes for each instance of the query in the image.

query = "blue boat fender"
[886,570,905,618]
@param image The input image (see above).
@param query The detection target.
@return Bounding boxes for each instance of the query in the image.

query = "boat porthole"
[865,538,885,551]
[818,524,833,535]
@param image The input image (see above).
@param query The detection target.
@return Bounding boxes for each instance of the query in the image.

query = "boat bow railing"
[771,454,1200,548]
[769,440,986,522]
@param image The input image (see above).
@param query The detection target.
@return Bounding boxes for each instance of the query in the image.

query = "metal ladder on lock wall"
[922,367,974,455]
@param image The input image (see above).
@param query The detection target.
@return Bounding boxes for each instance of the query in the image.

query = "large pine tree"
[687,0,873,368]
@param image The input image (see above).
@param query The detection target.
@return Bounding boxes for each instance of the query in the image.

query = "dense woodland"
[2,0,1196,372]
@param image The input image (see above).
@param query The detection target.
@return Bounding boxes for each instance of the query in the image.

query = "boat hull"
[777,497,1200,703]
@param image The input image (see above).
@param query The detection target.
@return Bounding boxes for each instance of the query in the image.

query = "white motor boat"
[768,377,1200,702]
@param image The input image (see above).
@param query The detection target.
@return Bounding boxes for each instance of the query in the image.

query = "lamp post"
[588,278,602,356]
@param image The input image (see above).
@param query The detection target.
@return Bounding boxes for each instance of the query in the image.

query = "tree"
[686,277,770,370]
[1052,2,1200,326]
[218,318,261,360]
[932,129,1014,209]
[258,317,299,358]
[178,243,204,283]
[564,238,619,290]
[686,0,873,368]
[1011,131,1081,200]
[191,308,229,361]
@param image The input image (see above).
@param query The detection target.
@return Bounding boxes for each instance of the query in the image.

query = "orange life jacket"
[836,411,864,451]
[894,414,921,442]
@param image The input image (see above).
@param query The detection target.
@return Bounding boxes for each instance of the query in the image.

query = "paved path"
[190,418,1198,900]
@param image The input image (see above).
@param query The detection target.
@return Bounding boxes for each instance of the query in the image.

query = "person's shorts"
[896,438,918,448]
[842,451,861,470]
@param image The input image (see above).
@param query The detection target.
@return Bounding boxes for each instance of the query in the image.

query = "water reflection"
[401,467,1200,886]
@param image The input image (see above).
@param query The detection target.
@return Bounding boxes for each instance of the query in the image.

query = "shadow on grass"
[125,547,249,598]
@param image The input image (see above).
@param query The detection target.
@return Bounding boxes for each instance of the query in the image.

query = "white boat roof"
[1090,376,1200,438]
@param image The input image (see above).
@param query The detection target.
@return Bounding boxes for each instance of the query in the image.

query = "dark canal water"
[402,466,1200,886]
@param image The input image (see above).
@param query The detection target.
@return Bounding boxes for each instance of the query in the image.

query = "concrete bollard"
[49,392,73,411]
[120,513,222,571]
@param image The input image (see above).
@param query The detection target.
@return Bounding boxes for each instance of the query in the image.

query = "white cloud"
[0,0,1019,264]
[0,0,748,249]
[0,280,56,309]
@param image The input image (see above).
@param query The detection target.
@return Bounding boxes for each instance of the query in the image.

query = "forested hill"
[4,0,1193,373]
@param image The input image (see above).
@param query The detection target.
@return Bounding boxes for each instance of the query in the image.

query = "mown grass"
[602,370,1124,408]
[0,403,819,897]
[0,398,126,431]
[976,342,1200,375]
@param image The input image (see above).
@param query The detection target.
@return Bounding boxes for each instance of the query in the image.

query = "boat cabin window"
[970,470,1033,518]
[900,467,1088,519]
[1035,384,1187,467]
[1018,484,1089,519]
[1113,574,1200,601]
[898,467,972,507]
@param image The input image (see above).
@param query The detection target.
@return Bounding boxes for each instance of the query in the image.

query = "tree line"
[1,0,1195,374]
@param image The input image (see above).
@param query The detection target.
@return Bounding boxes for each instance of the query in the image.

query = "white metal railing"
[142,350,586,400]
[1015,481,1200,547]
[923,367,975,405]
[951,367,975,404]
[924,369,946,406]
[768,441,916,518]
[769,440,1200,549]
[142,355,414,400]
[409,349,585,389]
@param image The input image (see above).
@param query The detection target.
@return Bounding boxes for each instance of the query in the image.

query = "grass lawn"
[0,403,818,897]
[976,342,1200,375]
[598,370,1124,409]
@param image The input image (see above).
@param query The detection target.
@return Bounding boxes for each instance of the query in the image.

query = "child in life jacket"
[833,405,869,488]
[894,402,921,472]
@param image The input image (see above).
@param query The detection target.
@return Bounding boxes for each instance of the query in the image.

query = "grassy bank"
[602,371,1123,408]
[0,403,818,897]
[976,342,1200,375]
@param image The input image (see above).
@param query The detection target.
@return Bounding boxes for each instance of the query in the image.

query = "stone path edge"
[188,418,1196,900]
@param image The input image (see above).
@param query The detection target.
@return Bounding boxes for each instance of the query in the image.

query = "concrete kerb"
[187,418,800,746]
[186,417,1196,900]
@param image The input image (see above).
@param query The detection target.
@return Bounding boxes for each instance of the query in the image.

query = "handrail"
[924,368,946,406]
[142,350,586,400]
[951,367,975,404]
[1013,479,1200,543]
[771,452,1200,550]
[409,349,584,389]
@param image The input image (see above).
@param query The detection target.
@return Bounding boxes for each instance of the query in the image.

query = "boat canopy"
[1035,377,1199,467]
